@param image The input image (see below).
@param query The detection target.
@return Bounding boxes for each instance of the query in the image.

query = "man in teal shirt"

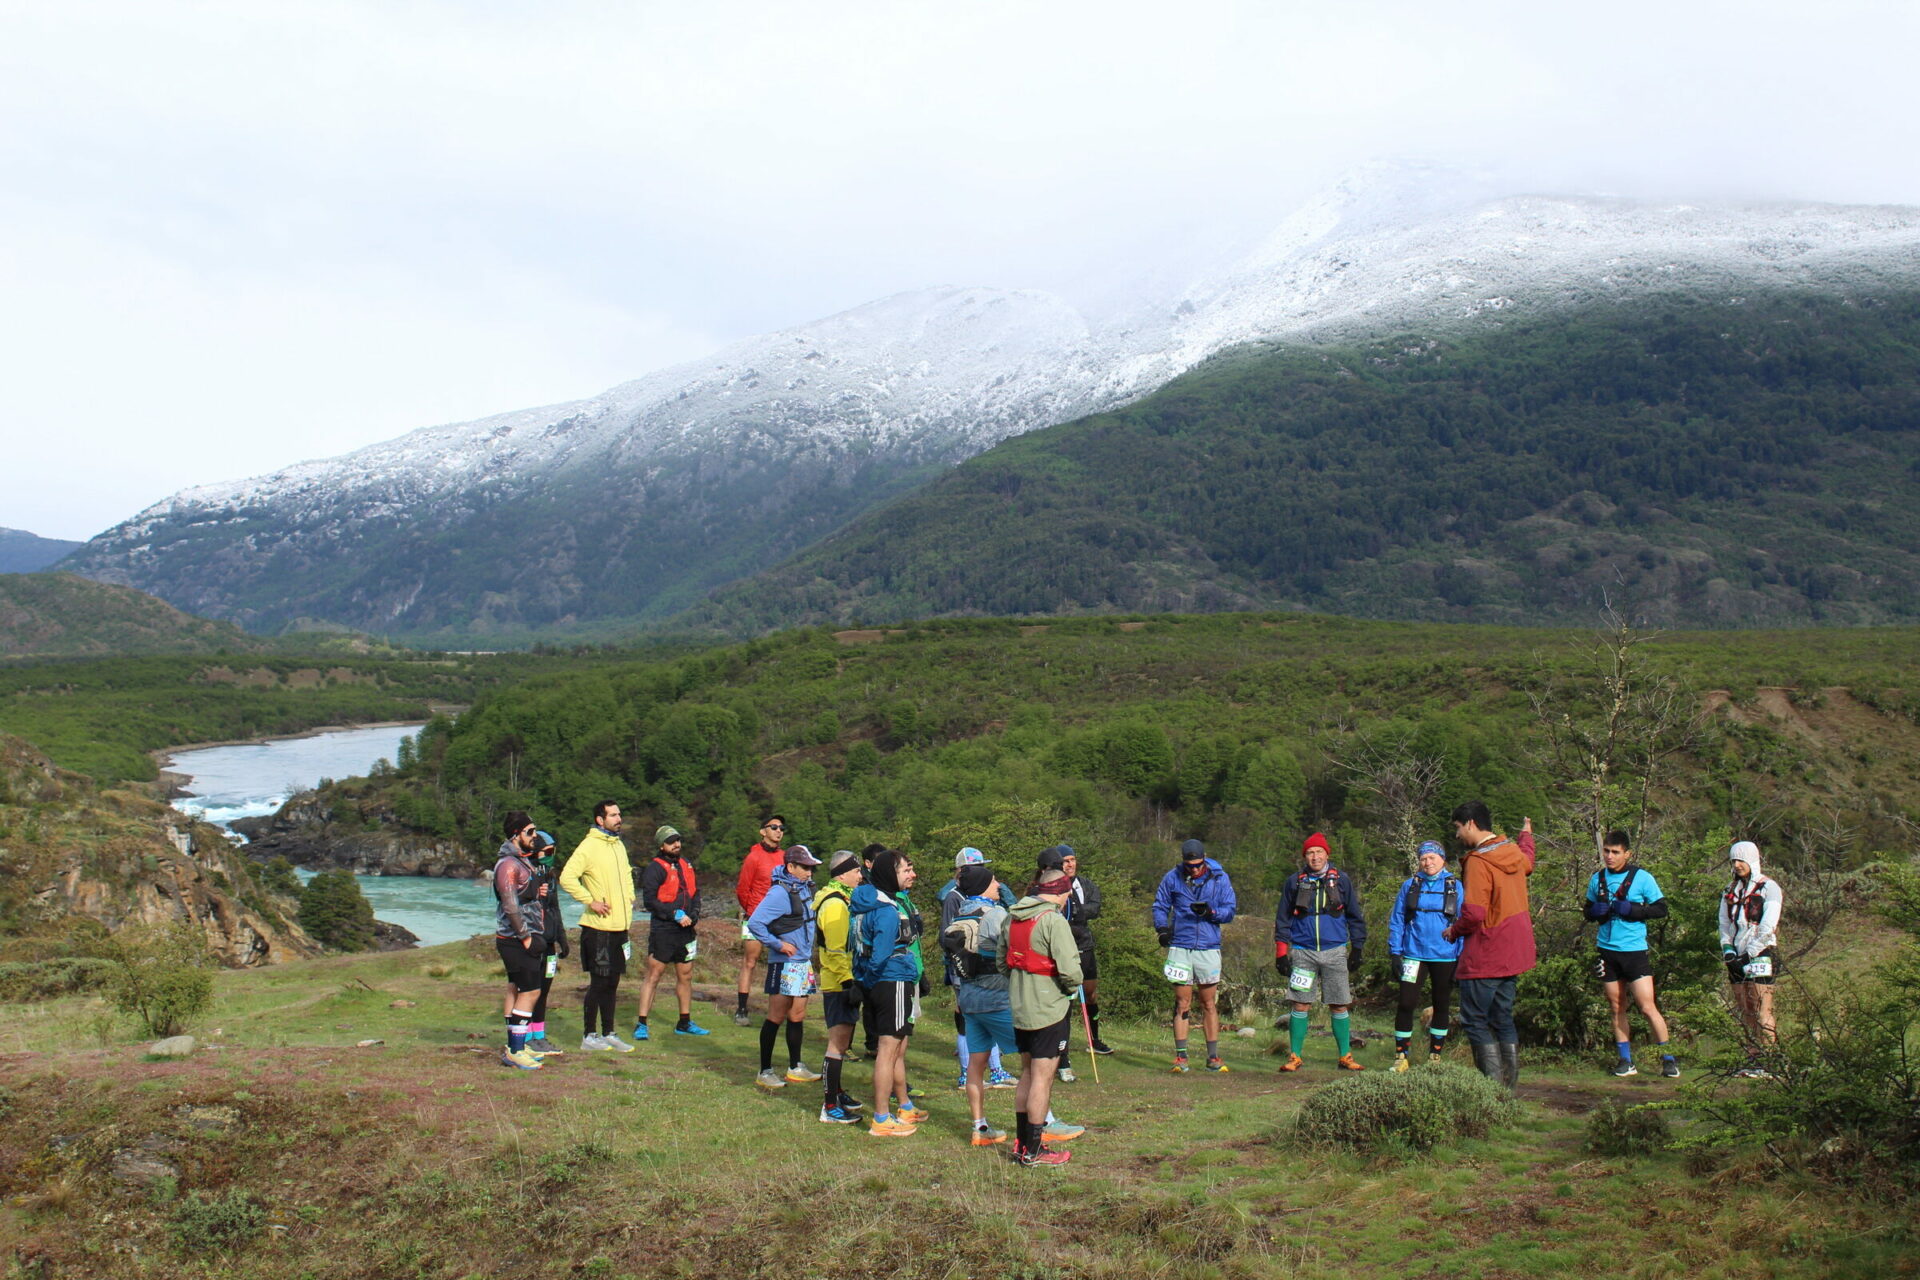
[1583,829,1679,1078]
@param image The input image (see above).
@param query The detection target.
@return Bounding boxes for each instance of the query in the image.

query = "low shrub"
[0,957,120,1001]
[105,921,214,1037]
[167,1188,265,1253]
[1584,1098,1671,1156]
[1290,1061,1513,1153]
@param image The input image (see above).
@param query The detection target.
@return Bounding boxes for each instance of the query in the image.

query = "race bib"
[621,941,632,963]
[1288,967,1316,993]
[1745,954,1773,979]
[739,916,753,941]
[544,954,558,979]
[1399,958,1422,984]
[1164,957,1193,984]
[686,939,699,962]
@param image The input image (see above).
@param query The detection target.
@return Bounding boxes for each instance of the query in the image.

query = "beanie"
[1302,832,1332,857]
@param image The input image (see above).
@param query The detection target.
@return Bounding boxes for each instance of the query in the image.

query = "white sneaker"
[581,1034,610,1051]
[785,1063,822,1083]
[756,1068,787,1090]
[1056,1067,1077,1083]
[600,1034,636,1053]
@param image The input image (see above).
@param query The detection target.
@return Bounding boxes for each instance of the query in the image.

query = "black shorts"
[1078,946,1098,982]
[579,926,628,979]
[497,936,546,990]
[1727,946,1778,986]
[1596,949,1654,984]
[648,926,695,965]
[1014,1015,1072,1060]
[822,986,861,1028]
[869,980,916,1039]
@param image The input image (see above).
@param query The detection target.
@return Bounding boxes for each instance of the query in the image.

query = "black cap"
[1180,838,1206,860]
[1038,844,1073,872]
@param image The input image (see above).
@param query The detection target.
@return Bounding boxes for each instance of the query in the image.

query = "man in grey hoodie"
[1004,871,1084,1168]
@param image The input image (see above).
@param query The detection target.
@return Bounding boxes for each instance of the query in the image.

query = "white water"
[165,724,517,946]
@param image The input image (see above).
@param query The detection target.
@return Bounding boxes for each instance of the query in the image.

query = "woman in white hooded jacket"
[1720,840,1784,1074]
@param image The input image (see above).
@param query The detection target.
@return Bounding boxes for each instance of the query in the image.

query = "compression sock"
[1616,1041,1634,1063]
[759,1020,779,1072]
[528,1021,546,1042]
[988,1045,1004,1073]
[1289,1010,1309,1056]
[824,1052,844,1103]
[786,1021,805,1068]
[1429,1027,1449,1053]
[1016,1113,1036,1152]
[1086,999,1101,1039]
[506,1015,530,1054]
[1174,1038,1189,1055]
[1205,1039,1219,1060]
[1332,1012,1352,1057]
[736,992,749,1015]
[955,1030,970,1070]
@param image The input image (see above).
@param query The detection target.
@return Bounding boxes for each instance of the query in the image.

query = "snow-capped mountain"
[66,171,1920,637]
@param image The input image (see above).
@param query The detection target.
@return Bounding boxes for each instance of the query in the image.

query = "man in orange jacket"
[1442,802,1537,1089]
[733,815,787,1026]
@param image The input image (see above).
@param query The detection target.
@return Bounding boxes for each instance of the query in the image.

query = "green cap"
[654,825,682,848]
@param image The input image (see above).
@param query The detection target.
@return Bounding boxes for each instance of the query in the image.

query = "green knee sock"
[1332,1012,1352,1057]
[1289,1011,1309,1056]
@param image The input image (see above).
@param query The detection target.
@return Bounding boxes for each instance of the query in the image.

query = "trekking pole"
[1078,987,1100,1084]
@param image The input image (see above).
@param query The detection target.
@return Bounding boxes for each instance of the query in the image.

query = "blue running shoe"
[632,1022,650,1041]
[818,1104,858,1124]
[674,1022,710,1036]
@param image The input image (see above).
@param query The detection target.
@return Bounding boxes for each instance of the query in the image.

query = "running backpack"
[853,893,914,977]
[1290,868,1349,917]
[1602,866,1640,902]
[1401,875,1459,923]
[1004,916,1059,977]
[761,882,813,938]
[1724,877,1769,924]
[941,904,1000,980]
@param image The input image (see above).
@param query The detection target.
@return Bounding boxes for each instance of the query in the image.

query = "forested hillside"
[0,574,263,657]
[686,292,1920,633]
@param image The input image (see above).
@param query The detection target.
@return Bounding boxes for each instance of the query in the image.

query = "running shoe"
[525,1038,563,1058]
[1016,1145,1072,1167]
[500,1048,543,1070]
[897,1107,930,1124]
[600,1034,636,1053]
[906,1084,926,1100]
[631,1022,650,1041]
[786,1063,822,1083]
[1428,1046,1445,1064]
[954,1070,970,1091]
[1090,1037,1115,1056]
[1172,1054,1190,1074]
[674,1022,710,1036]
[1612,1061,1639,1077]
[1661,1059,1682,1079]
[1040,1120,1084,1143]
[1336,1054,1366,1071]
[732,1010,752,1027]
[756,1069,787,1090]
[581,1034,610,1052]
[818,1105,859,1124]
[1205,1057,1230,1073]
[987,1069,1017,1089]
[1391,1054,1410,1073]
[868,1118,917,1137]
[837,1092,865,1112]
[1057,1067,1078,1083]
[970,1126,1008,1147]
[1278,1054,1304,1073]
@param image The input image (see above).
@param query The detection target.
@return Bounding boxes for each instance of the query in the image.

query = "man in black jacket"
[1040,845,1112,1070]
[634,826,710,1039]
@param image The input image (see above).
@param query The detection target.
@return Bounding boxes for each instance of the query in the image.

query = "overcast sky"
[5,0,1917,542]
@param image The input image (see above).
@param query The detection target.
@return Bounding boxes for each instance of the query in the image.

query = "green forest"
[687,291,1920,633]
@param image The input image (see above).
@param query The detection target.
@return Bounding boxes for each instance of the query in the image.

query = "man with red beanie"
[1275,832,1369,1072]
[1442,802,1537,1089]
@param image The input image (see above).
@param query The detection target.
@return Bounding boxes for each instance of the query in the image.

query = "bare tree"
[1331,728,1448,873]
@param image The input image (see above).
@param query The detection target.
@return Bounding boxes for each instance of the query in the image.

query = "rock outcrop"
[234,793,484,879]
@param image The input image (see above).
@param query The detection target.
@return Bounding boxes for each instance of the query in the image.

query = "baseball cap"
[953,846,990,868]
[784,844,822,867]
[654,825,681,847]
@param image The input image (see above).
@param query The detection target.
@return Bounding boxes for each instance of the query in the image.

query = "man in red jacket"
[1442,802,1536,1090]
[733,815,787,1026]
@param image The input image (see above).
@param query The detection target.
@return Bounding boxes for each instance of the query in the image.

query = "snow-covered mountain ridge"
[68,178,1920,637]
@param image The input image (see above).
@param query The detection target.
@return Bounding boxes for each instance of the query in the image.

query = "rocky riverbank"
[233,793,486,880]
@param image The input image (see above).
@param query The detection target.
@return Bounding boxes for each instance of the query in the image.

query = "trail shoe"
[500,1048,542,1070]
[1041,1120,1085,1143]
[1336,1054,1366,1072]
[1391,1054,1411,1073]
[868,1118,917,1137]
[600,1034,636,1053]
[674,1022,710,1036]
[971,1126,1008,1147]
[1090,1037,1115,1055]
[732,1010,752,1027]
[897,1107,930,1125]
[786,1063,822,1083]
[581,1034,610,1052]
[525,1038,562,1058]
[1172,1054,1191,1074]
[1428,1046,1445,1064]
[1278,1053,1304,1072]
[631,1022,650,1041]
[756,1069,787,1090]
[1016,1145,1072,1168]
[955,1070,970,1091]
[1205,1057,1230,1073]
[1056,1067,1078,1083]
[818,1105,859,1124]
[987,1068,1017,1089]
[1661,1058,1682,1079]
[837,1092,865,1112]
[1612,1061,1640,1077]
[906,1084,927,1101]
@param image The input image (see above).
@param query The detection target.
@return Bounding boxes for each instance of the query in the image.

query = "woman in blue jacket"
[748,846,823,1091]
[1386,840,1464,1071]
[1150,839,1238,1074]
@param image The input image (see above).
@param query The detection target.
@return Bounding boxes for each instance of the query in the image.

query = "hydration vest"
[854,892,916,970]
[1401,874,1460,922]
[1600,865,1640,902]
[1290,868,1350,917]
[760,881,814,938]
[1005,916,1059,976]
[1724,877,1769,924]
[651,855,697,907]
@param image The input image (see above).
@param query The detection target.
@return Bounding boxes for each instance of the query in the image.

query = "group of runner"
[487,798,1789,1165]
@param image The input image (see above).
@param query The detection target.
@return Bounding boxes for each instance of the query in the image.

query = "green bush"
[257,856,302,899]
[298,870,377,951]
[1290,1061,1514,1154]
[167,1188,265,1252]
[0,957,121,1001]
[1584,1098,1671,1156]
[105,922,214,1037]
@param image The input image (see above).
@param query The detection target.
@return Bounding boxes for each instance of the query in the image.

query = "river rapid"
[165,725,525,946]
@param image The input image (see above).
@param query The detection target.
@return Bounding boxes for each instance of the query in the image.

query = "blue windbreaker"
[1386,870,1464,963]
[1151,859,1238,950]
[850,883,922,983]
[747,867,817,962]
[1277,866,1368,951]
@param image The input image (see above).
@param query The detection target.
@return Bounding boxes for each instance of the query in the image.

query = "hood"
[770,866,813,892]
[1469,836,1528,873]
[849,883,888,916]
[496,840,530,863]
[1010,895,1060,921]
[1729,840,1763,878]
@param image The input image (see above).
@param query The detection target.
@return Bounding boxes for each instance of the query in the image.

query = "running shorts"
[1596,948,1654,984]
[579,925,628,979]
[821,984,862,1028]
[496,936,546,990]
[1014,1015,1071,1060]
[869,980,917,1039]
[648,925,696,965]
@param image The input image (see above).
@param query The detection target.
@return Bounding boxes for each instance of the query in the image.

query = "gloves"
[1348,945,1363,970]
[1723,947,1738,960]
[1274,939,1291,960]
[1609,900,1635,919]
[1191,902,1215,921]
[918,974,931,997]
[1156,926,1173,948]
[1584,900,1610,921]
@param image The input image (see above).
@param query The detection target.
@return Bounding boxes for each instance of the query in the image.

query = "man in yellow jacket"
[810,851,868,1123]
[560,801,636,1052]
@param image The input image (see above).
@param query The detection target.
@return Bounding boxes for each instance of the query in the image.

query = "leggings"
[1394,960,1457,1035]
[584,973,620,1035]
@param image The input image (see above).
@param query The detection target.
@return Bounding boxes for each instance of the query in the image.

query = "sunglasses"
[765,823,785,831]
